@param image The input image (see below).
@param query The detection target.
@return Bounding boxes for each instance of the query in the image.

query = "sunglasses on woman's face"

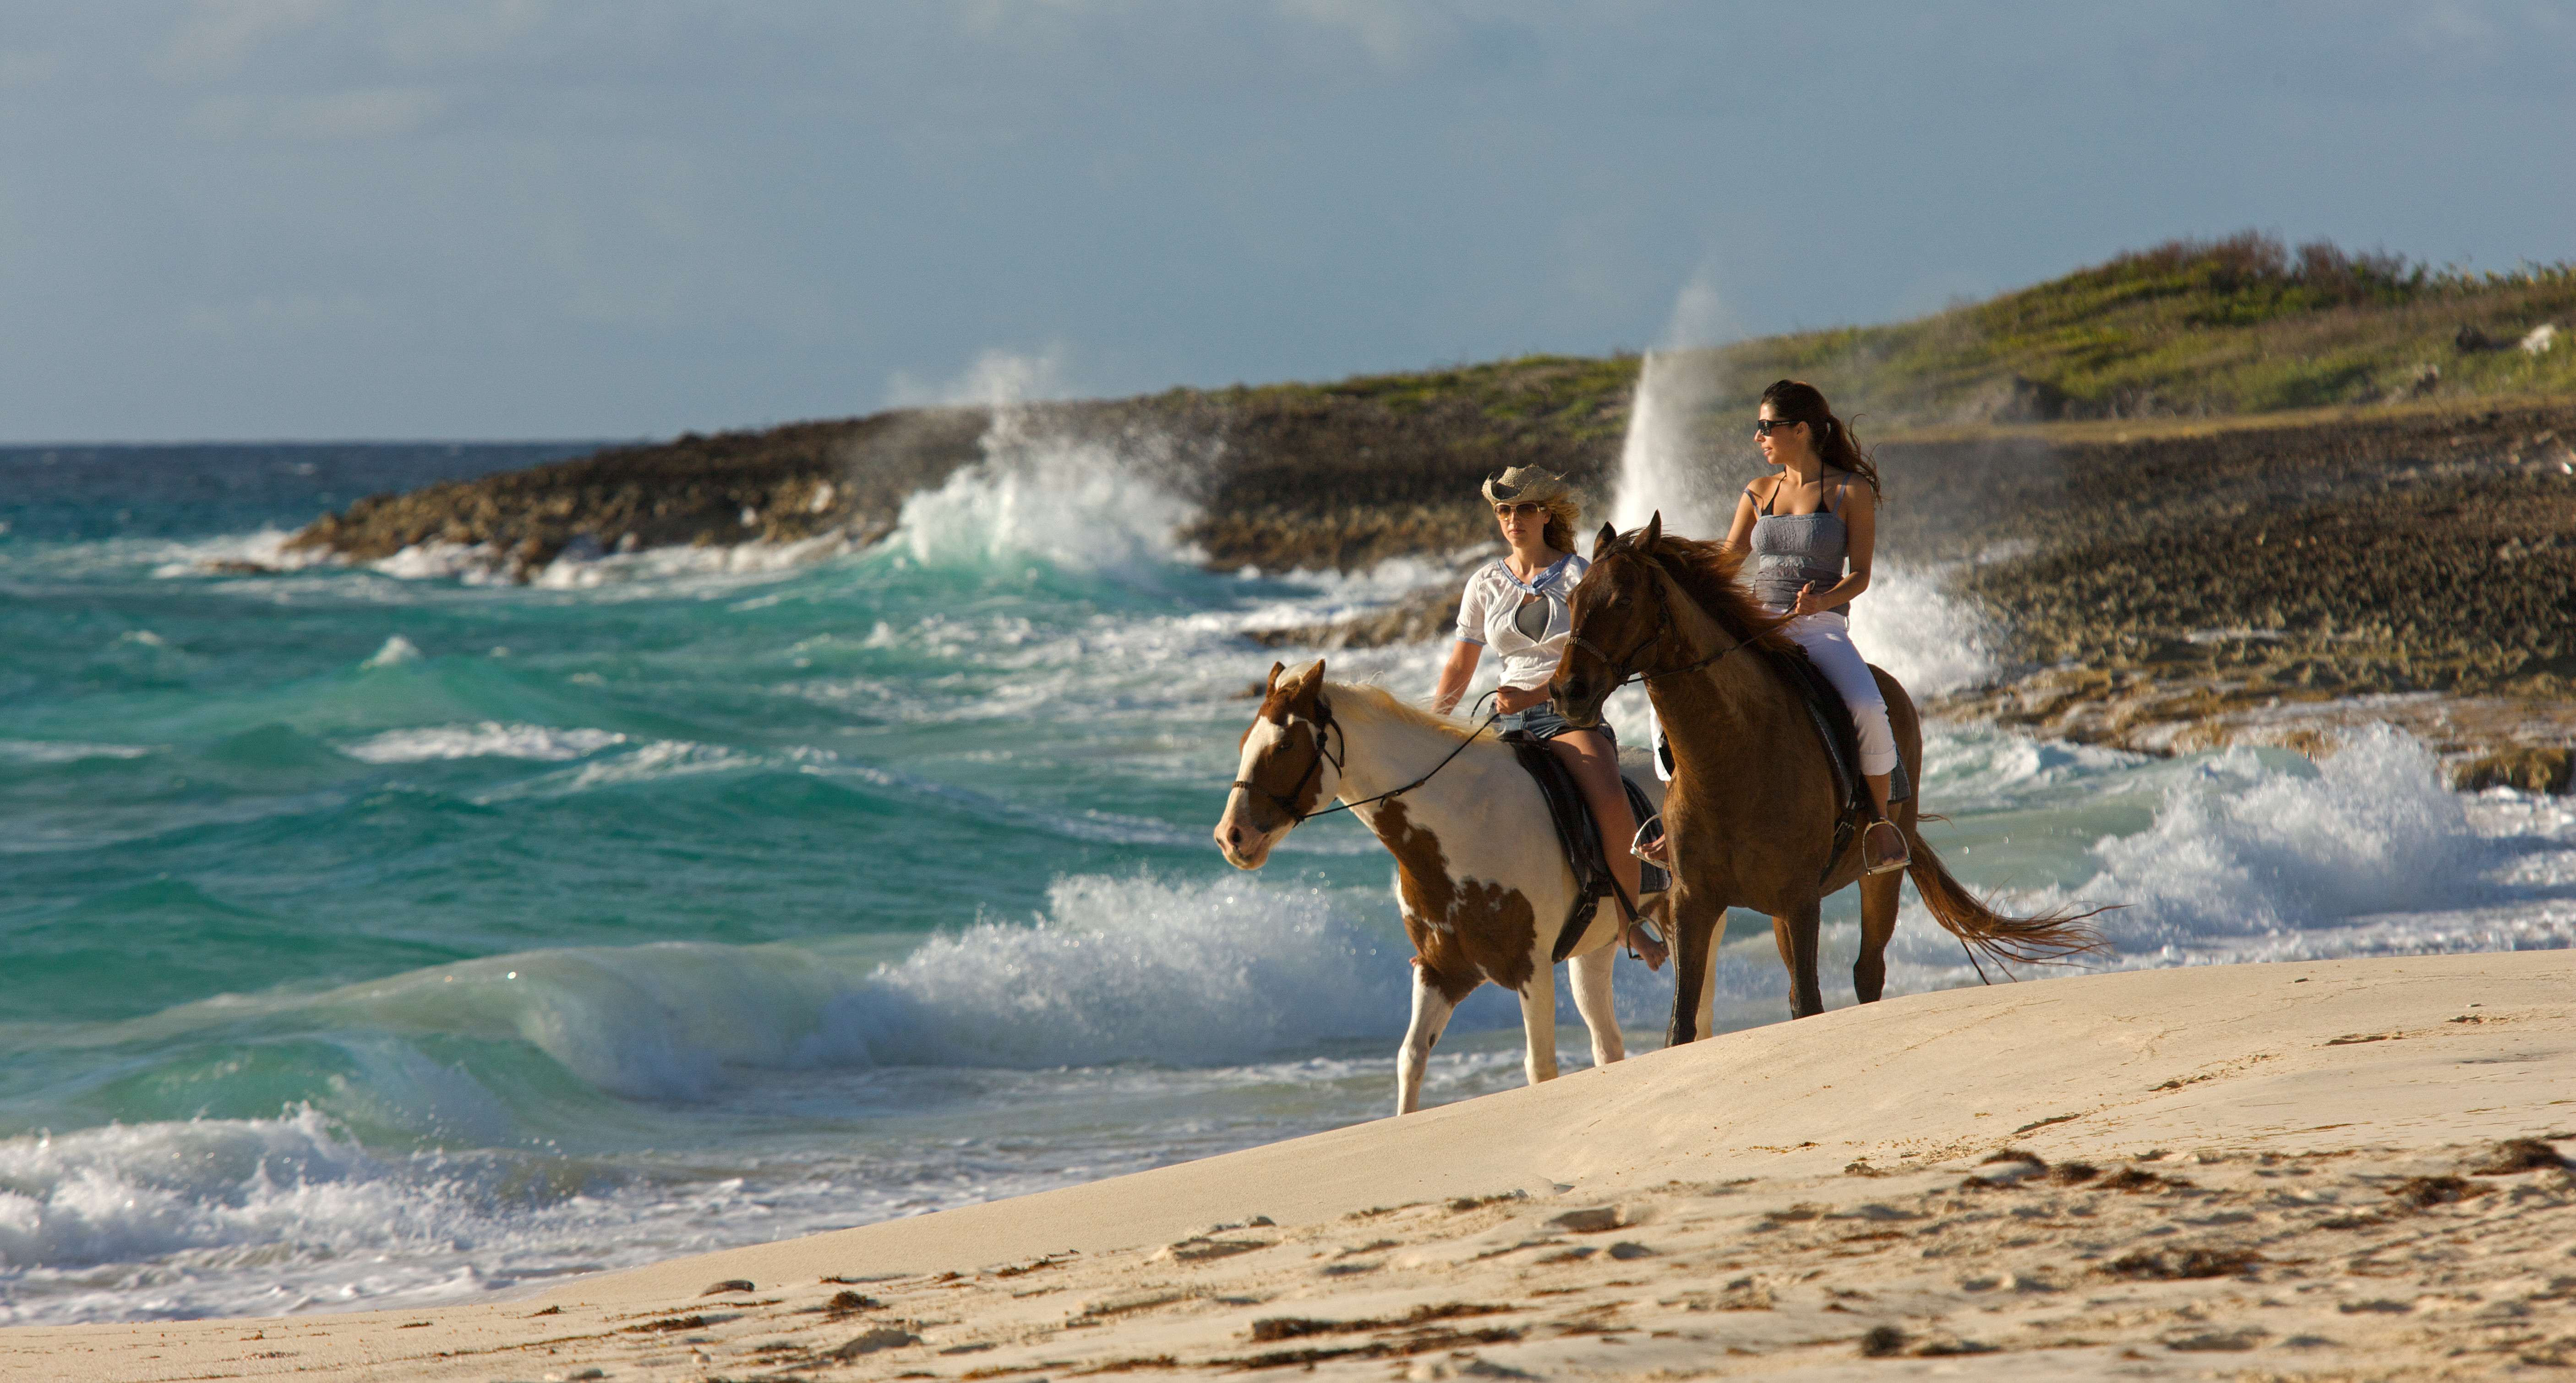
[1753,417,1801,437]
[1494,502,1544,518]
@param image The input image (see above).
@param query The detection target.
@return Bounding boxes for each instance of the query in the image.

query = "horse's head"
[1552,513,1667,727]
[1214,659,1339,869]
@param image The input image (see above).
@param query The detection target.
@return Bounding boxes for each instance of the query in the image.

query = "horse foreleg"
[1695,926,1720,1040]
[1772,900,1825,1018]
[1396,961,1459,1116]
[1517,961,1561,1087]
[1854,869,1901,1003]
[1665,896,1722,1046]
[1567,941,1624,1069]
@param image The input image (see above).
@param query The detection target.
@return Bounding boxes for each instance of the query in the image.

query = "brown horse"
[1550,515,2103,1043]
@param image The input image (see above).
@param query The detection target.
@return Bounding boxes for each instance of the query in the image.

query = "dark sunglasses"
[1493,501,1544,518]
[1753,417,1803,437]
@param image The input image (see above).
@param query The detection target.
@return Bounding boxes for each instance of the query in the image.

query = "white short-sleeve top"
[1454,553,1589,691]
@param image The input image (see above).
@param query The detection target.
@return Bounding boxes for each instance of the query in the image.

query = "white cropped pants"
[1647,610,1898,779]
[1781,612,1898,775]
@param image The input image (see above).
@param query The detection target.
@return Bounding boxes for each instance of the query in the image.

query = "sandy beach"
[5,948,2567,1382]
[16,13,2576,1378]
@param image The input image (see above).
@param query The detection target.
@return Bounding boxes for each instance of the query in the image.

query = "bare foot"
[1626,918,1668,970]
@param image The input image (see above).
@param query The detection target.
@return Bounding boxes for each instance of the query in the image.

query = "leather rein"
[1234,565,1739,826]
[1564,562,1751,697]
[1231,694,1502,826]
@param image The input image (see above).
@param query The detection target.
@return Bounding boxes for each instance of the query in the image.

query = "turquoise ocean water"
[3,426,2570,1324]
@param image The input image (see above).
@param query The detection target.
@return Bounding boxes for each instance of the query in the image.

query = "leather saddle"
[1763,647,1910,880]
[1497,730,1669,964]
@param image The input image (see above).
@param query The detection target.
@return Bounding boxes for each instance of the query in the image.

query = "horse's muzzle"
[1549,679,1606,729]
[1213,799,1278,870]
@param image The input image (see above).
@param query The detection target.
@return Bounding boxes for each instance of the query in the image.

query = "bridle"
[1564,556,1751,700]
[1230,692,1501,826]
[1229,698,1348,823]
[1234,559,1744,829]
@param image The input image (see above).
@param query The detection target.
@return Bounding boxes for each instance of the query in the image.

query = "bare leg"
[1548,730,1659,962]
[1517,961,1560,1087]
[1396,963,1459,1115]
[1567,943,1625,1069]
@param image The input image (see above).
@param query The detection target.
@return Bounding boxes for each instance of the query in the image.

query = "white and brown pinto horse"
[1214,660,1663,1115]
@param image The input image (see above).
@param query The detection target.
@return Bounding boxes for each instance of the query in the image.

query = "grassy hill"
[1244,232,2576,438]
[1700,232,2576,423]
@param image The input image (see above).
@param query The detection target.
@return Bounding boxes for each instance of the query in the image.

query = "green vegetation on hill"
[1662,232,2576,426]
[1262,232,2574,436]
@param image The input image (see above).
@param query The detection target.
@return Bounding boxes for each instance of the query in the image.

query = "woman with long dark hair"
[1724,379,1907,873]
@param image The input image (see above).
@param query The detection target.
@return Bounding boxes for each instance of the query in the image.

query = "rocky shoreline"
[1240,399,2576,787]
[283,356,1639,577]
[278,376,2575,788]
[1923,402,2576,788]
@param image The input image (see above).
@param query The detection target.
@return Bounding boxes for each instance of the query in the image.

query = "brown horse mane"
[1632,533,1795,656]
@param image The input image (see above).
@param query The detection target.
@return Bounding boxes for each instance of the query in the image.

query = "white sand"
[5,948,2569,1380]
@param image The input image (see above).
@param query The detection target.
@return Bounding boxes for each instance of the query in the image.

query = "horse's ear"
[1265,661,1285,693]
[1593,521,1618,557]
[1289,659,1325,710]
[1642,511,1664,549]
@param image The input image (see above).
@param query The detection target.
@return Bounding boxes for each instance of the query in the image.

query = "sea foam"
[889,385,1201,577]
[99,873,1428,1109]
[2062,727,2497,953]
[339,723,627,764]
[819,872,1414,1068]
[1879,726,2574,983]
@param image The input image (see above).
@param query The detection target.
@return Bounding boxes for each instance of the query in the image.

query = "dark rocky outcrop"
[289,357,1640,576]
[286,410,991,572]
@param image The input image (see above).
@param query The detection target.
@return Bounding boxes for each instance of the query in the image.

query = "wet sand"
[6,949,2568,1381]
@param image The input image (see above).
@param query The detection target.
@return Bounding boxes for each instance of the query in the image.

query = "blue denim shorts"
[1499,704,1614,744]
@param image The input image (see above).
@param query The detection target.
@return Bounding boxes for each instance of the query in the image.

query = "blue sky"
[4,1,2571,441]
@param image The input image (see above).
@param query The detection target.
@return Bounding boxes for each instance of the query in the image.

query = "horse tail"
[1901,819,2112,968]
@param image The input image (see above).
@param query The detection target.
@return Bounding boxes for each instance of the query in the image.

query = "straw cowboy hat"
[1480,466,1582,540]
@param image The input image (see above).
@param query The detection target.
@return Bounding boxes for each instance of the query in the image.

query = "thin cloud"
[0,49,63,89]
[182,290,377,338]
[273,87,444,140]
[378,0,546,65]
[156,0,343,78]
[188,87,445,141]
[1277,0,1433,69]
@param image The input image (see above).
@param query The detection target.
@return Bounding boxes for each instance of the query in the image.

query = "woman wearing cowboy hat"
[1431,466,1657,963]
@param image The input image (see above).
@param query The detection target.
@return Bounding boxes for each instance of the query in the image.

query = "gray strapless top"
[1748,476,1851,615]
